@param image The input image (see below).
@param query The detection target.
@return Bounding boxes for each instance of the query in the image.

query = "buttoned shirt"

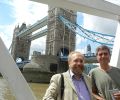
[69,70,91,100]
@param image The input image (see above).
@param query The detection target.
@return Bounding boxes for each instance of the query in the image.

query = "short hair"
[68,51,84,62]
[96,45,111,55]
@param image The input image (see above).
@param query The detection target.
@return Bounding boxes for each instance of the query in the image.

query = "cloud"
[76,12,118,53]
[0,24,15,48]
[0,0,48,55]
[83,13,118,35]
[9,0,48,25]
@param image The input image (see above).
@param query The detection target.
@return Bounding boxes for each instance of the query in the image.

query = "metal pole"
[0,37,37,100]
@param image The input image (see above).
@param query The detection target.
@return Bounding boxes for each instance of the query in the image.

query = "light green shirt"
[89,67,118,100]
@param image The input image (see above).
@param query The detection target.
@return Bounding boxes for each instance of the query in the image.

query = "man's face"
[97,49,110,65]
[68,53,84,75]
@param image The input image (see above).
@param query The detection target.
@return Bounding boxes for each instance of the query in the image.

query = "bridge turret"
[87,44,91,54]
[46,7,76,56]
[11,23,31,61]
[19,23,27,32]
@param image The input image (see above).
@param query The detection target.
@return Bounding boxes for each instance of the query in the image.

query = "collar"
[69,69,83,80]
[69,69,74,78]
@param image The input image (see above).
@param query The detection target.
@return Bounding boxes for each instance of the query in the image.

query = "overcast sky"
[0,0,118,57]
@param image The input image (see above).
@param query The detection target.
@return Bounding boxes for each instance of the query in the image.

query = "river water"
[0,77,48,100]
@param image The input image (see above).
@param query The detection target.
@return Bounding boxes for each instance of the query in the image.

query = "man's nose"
[101,54,106,57]
[77,61,82,64]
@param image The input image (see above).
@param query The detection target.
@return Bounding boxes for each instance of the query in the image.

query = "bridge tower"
[87,44,91,54]
[11,23,31,61]
[46,7,76,57]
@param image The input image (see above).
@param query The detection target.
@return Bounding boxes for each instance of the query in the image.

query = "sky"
[0,0,48,56]
[0,0,118,57]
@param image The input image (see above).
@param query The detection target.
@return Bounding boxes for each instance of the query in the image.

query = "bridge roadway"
[29,28,47,41]
[60,53,97,63]
[17,16,48,38]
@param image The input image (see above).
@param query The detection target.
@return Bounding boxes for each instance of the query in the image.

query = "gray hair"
[96,45,111,55]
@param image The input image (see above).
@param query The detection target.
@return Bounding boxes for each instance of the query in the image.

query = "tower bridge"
[11,13,114,62]
[11,14,99,62]
[10,7,114,82]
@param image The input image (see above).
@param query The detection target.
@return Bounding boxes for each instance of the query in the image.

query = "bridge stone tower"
[11,23,31,61]
[46,7,76,56]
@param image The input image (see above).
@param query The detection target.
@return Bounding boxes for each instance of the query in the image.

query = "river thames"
[0,77,48,100]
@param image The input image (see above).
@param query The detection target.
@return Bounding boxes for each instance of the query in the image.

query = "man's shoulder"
[108,66,120,74]
[82,73,91,79]
[111,66,120,70]
[89,67,99,74]
[51,71,68,79]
